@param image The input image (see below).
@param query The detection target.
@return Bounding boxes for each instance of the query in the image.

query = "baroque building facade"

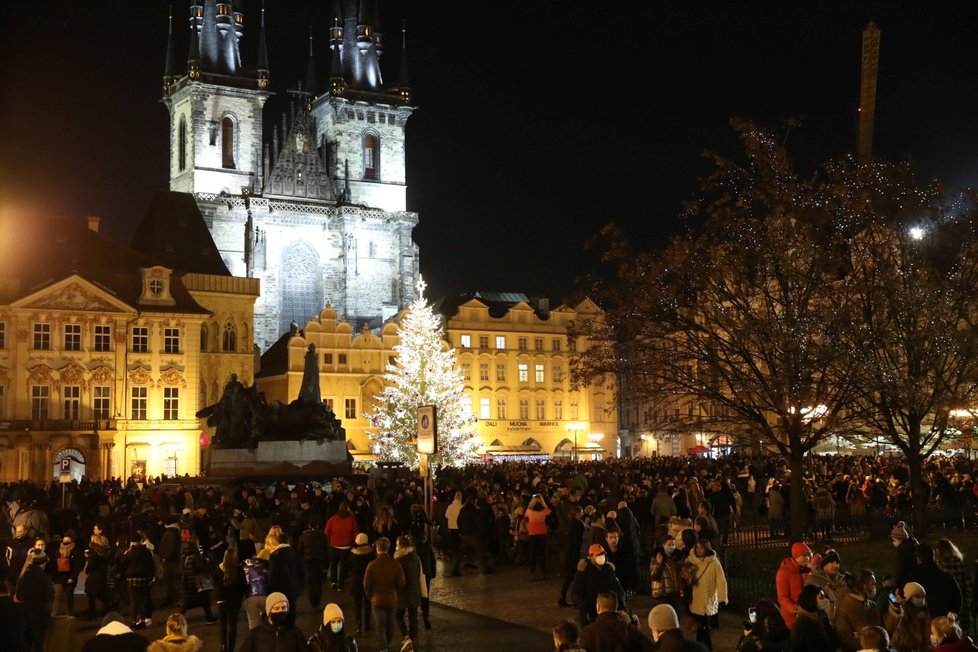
[161,0,418,351]
[255,293,619,462]
[0,213,258,483]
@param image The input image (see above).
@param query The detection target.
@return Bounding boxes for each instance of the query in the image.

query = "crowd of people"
[0,452,978,652]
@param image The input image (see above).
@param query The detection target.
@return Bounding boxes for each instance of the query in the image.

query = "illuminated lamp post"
[566,422,585,462]
[588,432,604,460]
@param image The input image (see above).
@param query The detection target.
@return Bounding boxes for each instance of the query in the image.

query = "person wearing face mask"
[237,592,308,652]
[789,585,837,652]
[776,542,812,629]
[571,544,627,626]
[804,548,846,621]
[647,604,709,652]
[930,612,978,652]
[6,525,32,588]
[685,539,728,650]
[307,603,358,652]
[886,582,931,652]
[834,569,883,652]
[650,535,683,611]
[890,522,919,589]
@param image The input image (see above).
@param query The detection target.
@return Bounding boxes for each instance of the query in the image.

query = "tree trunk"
[907,448,926,538]
[789,446,807,541]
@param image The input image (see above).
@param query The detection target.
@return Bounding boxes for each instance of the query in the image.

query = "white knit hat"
[322,603,344,624]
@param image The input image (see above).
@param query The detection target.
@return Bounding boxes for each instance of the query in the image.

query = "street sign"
[60,457,71,472]
[59,472,71,484]
[417,405,437,454]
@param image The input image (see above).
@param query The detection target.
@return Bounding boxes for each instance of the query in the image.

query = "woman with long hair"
[935,539,972,624]
[931,613,978,652]
[214,546,248,652]
[685,538,728,650]
[789,585,837,652]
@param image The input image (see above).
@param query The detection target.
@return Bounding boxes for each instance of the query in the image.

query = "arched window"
[222,321,237,352]
[178,116,187,171]
[222,117,235,169]
[363,132,379,180]
[200,324,208,352]
[279,241,323,337]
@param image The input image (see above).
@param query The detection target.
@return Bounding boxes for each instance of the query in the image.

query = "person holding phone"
[524,494,551,581]
[736,599,789,652]
[834,570,883,652]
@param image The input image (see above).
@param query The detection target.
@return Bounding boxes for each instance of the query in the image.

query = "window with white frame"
[518,337,528,350]
[164,327,180,354]
[132,326,148,352]
[497,398,507,419]
[553,363,564,383]
[31,385,50,419]
[496,363,506,382]
[324,398,334,411]
[33,323,51,350]
[345,398,357,419]
[479,335,489,349]
[535,364,545,383]
[94,325,112,352]
[518,363,528,383]
[535,338,544,351]
[495,335,506,349]
[479,362,489,381]
[552,339,561,352]
[461,363,472,381]
[480,398,491,419]
[163,387,180,420]
[535,399,546,420]
[64,324,82,351]
[570,400,579,420]
[163,452,179,477]
[131,386,148,420]
[93,386,110,419]
[338,353,347,365]
[519,398,529,420]
[568,338,578,353]
[63,385,80,420]
[554,399,563,420]
[460,334,471,348]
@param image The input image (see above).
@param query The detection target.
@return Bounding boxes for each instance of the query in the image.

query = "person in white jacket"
[685,538,728,650]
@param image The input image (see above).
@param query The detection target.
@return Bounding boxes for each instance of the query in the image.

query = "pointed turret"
[305,27,317,99]
[257,1,270,88]
[356,0,373,53]
[188,1,202,80]
[396,20,411,104]
[163,7,178,93]
[372,0,383,58]
[328,2,345,96]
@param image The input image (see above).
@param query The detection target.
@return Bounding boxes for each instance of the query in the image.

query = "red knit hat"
[791,542,812,559]
[588,543,605,556]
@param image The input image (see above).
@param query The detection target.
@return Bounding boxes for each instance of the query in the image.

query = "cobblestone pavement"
[71,557,745,651]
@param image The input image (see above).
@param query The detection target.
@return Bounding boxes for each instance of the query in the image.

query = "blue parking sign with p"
[60,457,70,472]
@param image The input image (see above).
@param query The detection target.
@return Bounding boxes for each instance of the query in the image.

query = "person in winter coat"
[178,539,217,623]
[571,543,627,627]
[158,517,184,607]
[614,500,642,595]
[325,502,359,590]
[120,535,156,629]
[579,591,654,652]
[242,554,269,630]
[904,543,962,619]
[214,546,247,652]
[147,613,203,652]
[650,535,684,610]
[934,539,972,625]
[51,532,83,616]
[523,494,552,581]
[348,533,375,635]
[393,535,426,644]
[0,578,33,652]
[553,618,586,652]
[804,549,846,621]
[298,516,328,611]
[686,539,728,650]
[886,582,932,652]
[237,592,309,652]
[81,611,151,652]
[267,531,303,624]
[16,549,53,652]
[5,524,32,588]
[407,504,435,631]
[891,522,919,589]
[930,613,978,652]
[735,598,790,652]
[777,543,812,629]
[83,536,112,620]
[558,505,586,608]
[307,602,358,652]
[834,569,883,652]
[789,585,837,652]
[363,537,405,652]
[647,603,709,652]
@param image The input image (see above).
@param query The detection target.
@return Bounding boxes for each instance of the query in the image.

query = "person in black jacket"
[51,532,83,617]
[237,592,309,652]
[572,543,627,626]
[904,543,962,619]
[179,538,217,624]
[307,603,358,652]
[214,546,247,652]
[297,517,327,612]
[83,538,112,620]
[17,549,53,652]
[120,536,156,629]
[157,517,184,607]
[558,506,586,608]
[268,531,303,624]
[348,533,375,635]
[648,604,709,652]
[579,592,654,652]
[0,574,32,652]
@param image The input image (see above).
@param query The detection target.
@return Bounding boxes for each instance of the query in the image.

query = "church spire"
[356,0,373,54]
[305,27,317,99]
[328,2,345,97]
[188,1,202,80]
[396,19,411,104]
[163,6,178,92]
[257,0,269,88]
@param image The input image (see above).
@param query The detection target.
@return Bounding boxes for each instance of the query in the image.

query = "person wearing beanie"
[237,592,307,652]
[81,612,151,652]
[647,603,708,651]
[805,548,846,620]
[885,582,931,652]
[147,613,203,652]
[776,542,812,628]
[905,543,962,619]
[891,521,919,588]
[349,533,376,635]
[307,602,358,652]
[571,543,627,626]
[579,591,653,652]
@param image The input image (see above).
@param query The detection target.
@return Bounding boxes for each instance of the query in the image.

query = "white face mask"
[892,540,901,548]
[330,621,343,634]
[911,597,925,608]
[594,554,606,566]
[664,546,676,555]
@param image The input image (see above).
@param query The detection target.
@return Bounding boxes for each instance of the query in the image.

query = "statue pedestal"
[208,439,350,478]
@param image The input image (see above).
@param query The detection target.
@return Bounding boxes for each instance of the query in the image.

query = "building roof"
[432,291,551,320]
[130,191,231,276]
[0,213,208,314]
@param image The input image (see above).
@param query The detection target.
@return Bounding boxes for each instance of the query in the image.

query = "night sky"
[3,1,978,304]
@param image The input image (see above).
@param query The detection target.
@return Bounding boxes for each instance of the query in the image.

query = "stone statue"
[196,374,264,448]
[299,343,321,405]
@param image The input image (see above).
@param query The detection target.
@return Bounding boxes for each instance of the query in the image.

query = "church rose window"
[279,242,322,337]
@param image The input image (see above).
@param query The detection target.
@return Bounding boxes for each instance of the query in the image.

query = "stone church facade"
[162,0,419,351]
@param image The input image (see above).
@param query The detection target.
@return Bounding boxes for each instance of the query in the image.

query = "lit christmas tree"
[366,277,480,468]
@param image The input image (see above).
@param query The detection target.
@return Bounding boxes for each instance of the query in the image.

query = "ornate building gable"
[265,107,335,201]
[159,366,187,388]
[12,275,136,315]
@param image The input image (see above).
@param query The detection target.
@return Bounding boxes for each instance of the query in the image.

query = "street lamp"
[566,422,585,462]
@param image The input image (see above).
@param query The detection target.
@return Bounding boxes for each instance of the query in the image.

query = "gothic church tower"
[162,0,419,351]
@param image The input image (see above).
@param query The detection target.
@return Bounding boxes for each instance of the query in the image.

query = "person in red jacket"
[325,501,360,590]
[777,542,812,628]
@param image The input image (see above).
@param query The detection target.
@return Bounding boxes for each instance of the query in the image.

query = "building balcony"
[0,418,116,432]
